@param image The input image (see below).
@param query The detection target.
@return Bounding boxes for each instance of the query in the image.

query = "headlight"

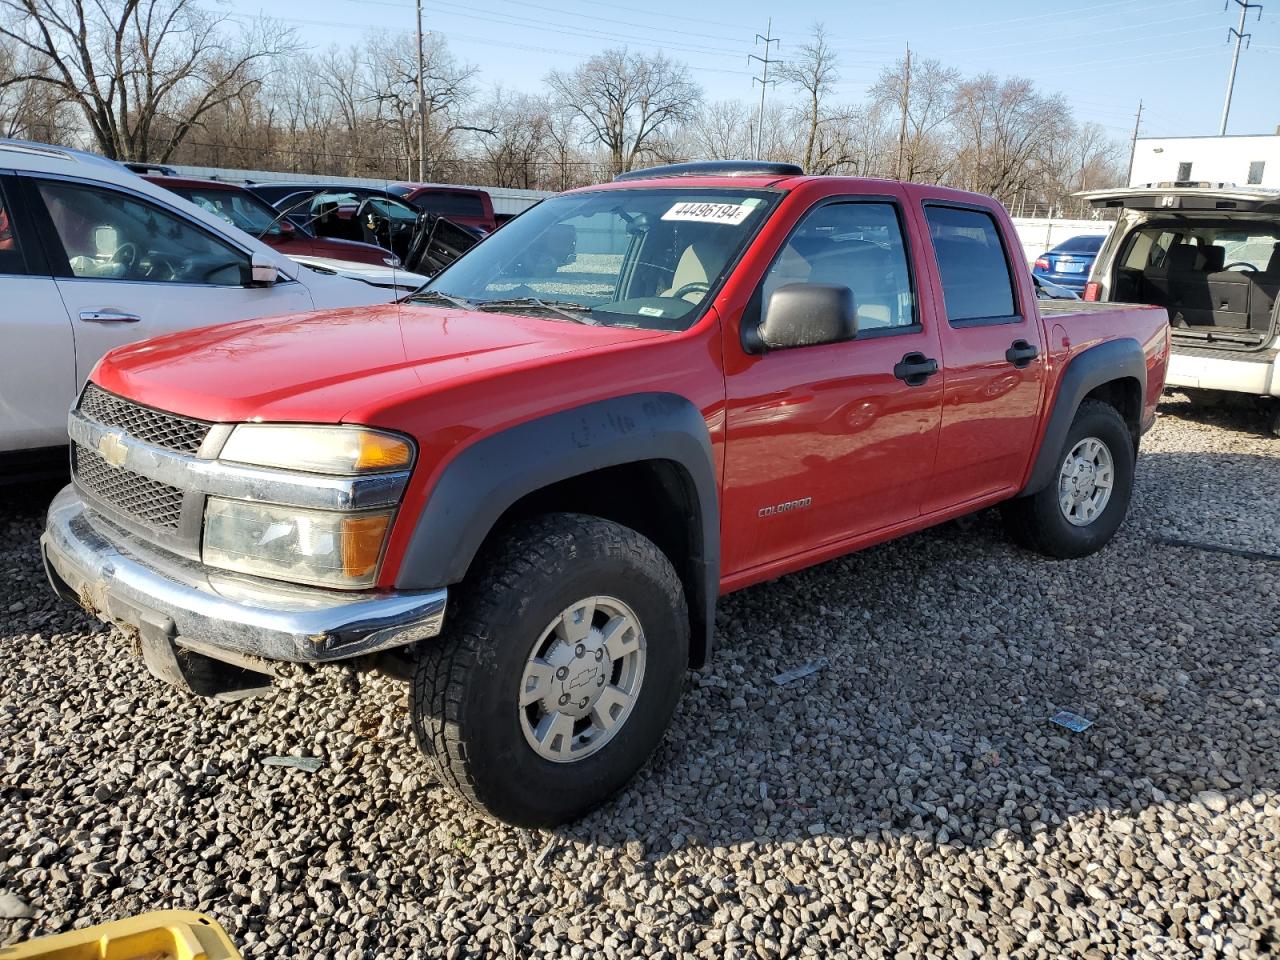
[219,424,413,475]
[203,498,392,589]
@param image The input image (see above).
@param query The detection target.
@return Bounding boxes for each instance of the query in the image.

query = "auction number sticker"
[661,200,758,225]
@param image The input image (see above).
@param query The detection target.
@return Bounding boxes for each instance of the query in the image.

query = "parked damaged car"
[246,182,482,275]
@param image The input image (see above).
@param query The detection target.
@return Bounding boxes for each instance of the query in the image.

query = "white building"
[1129,133,1280,189]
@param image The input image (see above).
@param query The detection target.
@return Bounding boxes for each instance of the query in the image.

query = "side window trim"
[26,173,255,287]
[748,193,924,343]
[922,200,1024,328]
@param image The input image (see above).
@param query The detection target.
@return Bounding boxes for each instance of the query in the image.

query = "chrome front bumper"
[41,486,447,666]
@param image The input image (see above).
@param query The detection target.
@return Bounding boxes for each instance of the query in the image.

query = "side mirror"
[277,220,296,236]
[250,252,279,286]
[751,283,858,352]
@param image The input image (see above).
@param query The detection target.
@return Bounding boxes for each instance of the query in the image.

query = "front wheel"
[411,513,689,827]
[1001,400,1136,559]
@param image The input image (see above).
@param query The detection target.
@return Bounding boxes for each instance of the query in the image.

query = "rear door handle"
[893,351,940,387]
[1006,339,1039,367]
[79,310,141,323]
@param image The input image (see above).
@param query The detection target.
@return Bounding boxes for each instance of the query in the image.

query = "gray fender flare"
[395,392,720,663]
[1021,337,1147,496]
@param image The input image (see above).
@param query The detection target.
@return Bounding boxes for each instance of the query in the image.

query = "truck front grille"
[78,384,212,455]
[73,445,186,530]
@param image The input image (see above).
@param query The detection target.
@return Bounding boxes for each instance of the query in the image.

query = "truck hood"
[91,303,670,424]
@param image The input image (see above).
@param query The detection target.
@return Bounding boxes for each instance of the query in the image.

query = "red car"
[44,160,1169,826]
[143,175,398,267]
[388,182,498,235]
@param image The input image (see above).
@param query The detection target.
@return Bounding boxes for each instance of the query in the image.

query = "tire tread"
[411,513,685,819]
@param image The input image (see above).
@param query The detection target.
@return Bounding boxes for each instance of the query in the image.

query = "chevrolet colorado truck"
[41,160,1170,826]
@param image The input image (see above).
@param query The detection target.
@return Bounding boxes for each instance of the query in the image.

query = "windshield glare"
[420,188,777,330]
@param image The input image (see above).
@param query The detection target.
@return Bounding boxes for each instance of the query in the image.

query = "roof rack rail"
[121,161,177,176]
[613,160,804,182]
[0,139,77,162]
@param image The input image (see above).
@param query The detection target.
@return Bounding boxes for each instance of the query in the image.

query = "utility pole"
[1220,0,1262,136]
[896,43,911,180]
[749,20,781,161]
[1126,99,1143,185]
[415,0,427,181]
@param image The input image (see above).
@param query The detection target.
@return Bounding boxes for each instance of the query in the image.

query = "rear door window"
[0,183,26,276]
[925,205,1018,323]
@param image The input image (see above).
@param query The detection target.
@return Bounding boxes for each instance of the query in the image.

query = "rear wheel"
[411,513,688,827]
[1001,400,1135,559]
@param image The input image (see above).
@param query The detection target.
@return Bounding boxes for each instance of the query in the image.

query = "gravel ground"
[2,398,1278,958]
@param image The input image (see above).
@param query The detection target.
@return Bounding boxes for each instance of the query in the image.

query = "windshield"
[169,187,288,237]
[416,187,778,330]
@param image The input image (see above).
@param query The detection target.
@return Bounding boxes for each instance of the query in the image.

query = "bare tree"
[547,48,700,176]
[776,23,839,172]
[0,34,76,140]
[363,31,476,181]
[869,55,959,182]
[0,0,295,160]
[472,88,557,188]
[950,74,1072,206]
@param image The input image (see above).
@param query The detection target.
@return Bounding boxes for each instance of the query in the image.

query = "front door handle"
[79,309,141,324]
[893,351,940,387]
[1006,339,1039,367]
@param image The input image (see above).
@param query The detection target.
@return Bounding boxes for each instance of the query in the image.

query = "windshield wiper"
[475,296,598,325]
[406,289,474,309]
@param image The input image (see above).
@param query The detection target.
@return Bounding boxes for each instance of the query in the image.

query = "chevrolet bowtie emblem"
[97,431,128,469]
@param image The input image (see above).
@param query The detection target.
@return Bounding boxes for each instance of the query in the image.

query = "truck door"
[723,192,945,575]
[913,198,1047,513]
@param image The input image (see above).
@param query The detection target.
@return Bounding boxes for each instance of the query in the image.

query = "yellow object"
[0,911,241,960]
[341,512,392,578]
[353,430,413,471]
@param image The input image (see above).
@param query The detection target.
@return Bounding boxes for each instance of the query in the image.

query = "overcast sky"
[218,0,1280,143]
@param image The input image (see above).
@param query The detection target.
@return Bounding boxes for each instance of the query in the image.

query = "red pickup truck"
[42,161,1169,826]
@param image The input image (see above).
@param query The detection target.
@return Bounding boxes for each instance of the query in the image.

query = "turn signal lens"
[341,513,391,579]
[1083,282,1101,302]
[355,432,413,471]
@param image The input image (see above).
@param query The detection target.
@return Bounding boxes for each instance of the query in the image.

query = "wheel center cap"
[543,634,609,719]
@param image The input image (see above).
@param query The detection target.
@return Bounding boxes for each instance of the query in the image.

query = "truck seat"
[1246,242,1280,331]
[662,243,714,301]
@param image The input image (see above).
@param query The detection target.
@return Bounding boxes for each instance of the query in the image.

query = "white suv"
[1081,184,1280,435]
[0,139,410,474]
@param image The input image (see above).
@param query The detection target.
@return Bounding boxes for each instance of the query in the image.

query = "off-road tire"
[1001,400,1135,559]
[411,513,689,827]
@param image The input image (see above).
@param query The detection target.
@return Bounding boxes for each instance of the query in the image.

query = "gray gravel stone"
[1,400,1278,957]
[0,895,34,920]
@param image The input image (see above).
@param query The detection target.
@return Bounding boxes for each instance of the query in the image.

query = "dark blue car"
[1033,234,1105,292]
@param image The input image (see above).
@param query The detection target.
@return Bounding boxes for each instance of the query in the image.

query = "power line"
[215,8,756,74]
[335,0,754,47]
[748,19,781,161]
[1220,0,1263,135]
